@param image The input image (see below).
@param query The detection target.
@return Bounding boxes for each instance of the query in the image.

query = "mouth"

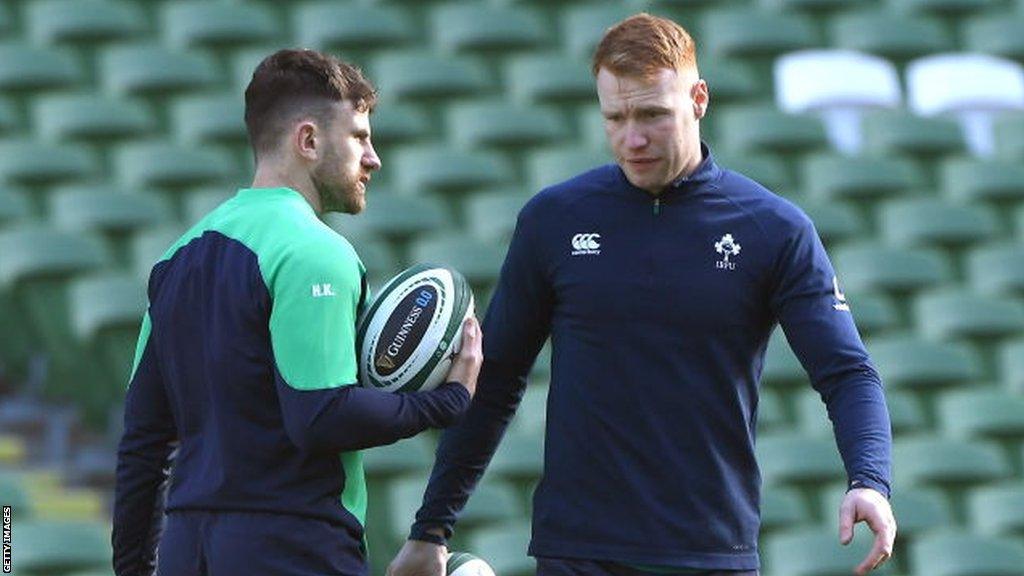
[626,158,659,171]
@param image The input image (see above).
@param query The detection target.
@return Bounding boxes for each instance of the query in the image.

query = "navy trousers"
[536,557,759,576]
[156,511,367,576]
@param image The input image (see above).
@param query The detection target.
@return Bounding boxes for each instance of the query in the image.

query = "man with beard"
[112,49,482,576]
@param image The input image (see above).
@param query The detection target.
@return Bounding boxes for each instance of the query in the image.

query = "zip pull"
[653,197,661,216]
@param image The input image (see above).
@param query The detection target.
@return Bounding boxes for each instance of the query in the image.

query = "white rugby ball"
[447,552,496,576]
[356,264,474,392]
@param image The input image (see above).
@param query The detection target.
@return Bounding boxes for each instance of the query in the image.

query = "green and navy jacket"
[112,187,469,576]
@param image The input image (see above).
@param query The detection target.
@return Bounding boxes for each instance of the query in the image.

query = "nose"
[363,142,382,172]
[624,123,648,150]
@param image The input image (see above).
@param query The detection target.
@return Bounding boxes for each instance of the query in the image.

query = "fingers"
[846,492,896,575]
[854,530,891,575]
[838,498,855,546]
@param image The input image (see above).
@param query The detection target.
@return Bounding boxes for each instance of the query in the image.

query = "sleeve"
[770,215,893,498]
[113,312,177,576]
[411,201,554,541]
[269,240,470,454]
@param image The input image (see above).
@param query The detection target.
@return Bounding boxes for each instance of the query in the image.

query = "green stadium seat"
[1001,339,1024,392]
[757,388,787,432]
[969,482,1024,536]
[866,335,983,391]
[972,245,1024,296]
[448,101,568,149]
[363,434,434,480]
[467,521,534,576]
[162,1,277,48]
[369,105,431,146]
[862,109,965,158]
[700,58,762,103]
[830,11,952,63]
[757,433,844,489]
[893,437,1010,488]
[700,9,818,60]
[132,225,188,281]
[527,147,610,192]
[0,140,97,185]
[939,389,1024,442]
[408,233,505,289]
[832,244,953,295]
[994,112,1024,159]
[510,384,547,435]
[34,93,156,142]
[889,0,997,16]
[173,93,246,144]
[760,487,810,533]
[714,152,793,193]
[915,290,1024,341]
[718,106,828,155]
[325,190,450,242]
[183,187,231,224]
[348,238,400,293]
[846,292,901,336]
[387,475,523,542]
[14,520,111,574]
[0,43,81,91]
[373,53,490,101]
[879,198,999,248]
[760,0,865,13]
[102,44,219,96]
[296,4,414,51]
[797,388,926,436]
[0,472,33,519]
[489,428,544,485]
[27,0,145,44]
[466,188,531,244]
[911,531,1024,576]
[801,154,922,201]
[941,158,1024,204]
[505,53,595,105]
[762,329,807,390]
[765,526,891,576]
[50,186,171,235]
[0,187,31,228]
[0,97,16,134]
[964,15,1024,62]
[562,4,636,59]
[0,4,10,37]
[889,488,954,538]
[115,141,236,189]
[433,4,548,54]
[393,146,513,195]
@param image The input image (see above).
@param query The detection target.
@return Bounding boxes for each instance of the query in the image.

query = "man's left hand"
[839,487,897,575]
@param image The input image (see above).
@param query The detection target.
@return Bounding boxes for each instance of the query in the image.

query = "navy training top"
[411,144,892,570]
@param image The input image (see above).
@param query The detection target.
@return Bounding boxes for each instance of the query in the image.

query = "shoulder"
[256,204,364,292]
[519,163,620,225]
[716,167,813,238]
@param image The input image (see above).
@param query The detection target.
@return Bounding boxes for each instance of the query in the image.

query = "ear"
[294,120,319,162]
[691,79,709,120]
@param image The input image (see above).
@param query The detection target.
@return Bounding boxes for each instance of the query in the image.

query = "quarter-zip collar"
[614,141,722,202]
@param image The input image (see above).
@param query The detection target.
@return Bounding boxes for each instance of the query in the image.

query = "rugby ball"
[356,264,474,392]
[447,552,496,576]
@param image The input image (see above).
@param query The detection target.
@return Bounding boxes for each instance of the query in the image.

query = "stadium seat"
[775,50,901,154]
[466,188,531,245]
[562,4,636,59]
[889,488,954,538]
[765,526,890,576]
[325,190,450,243]
[889,0,998,17]
[0,187,31,228]
[0,3,11,37]
[162,1,277,48]
[1000,339,1024,392]
[183,187,231,225]
[845,292,901,336]
[797,388,926,436]
[832,244,953,295]
[296,3,414,51]
[759,0,864,13]
[760,487,810,533]
[0,139,97,185]
[14,520,112,574]
[510,384,548,435]
[27,0,145,45]
[862,109,965,159]
[34,93,155,143]
[907,54,1024,157]
[101,44,219,96]
[394,146,513,195]
[964,14,1024,63]
[50,185,172,264]
[879,198,999,248]
[762,329,807,390]
[527,146,611,193]
[800,154,922,202]
[373,53,491,101]
[756,433,844,487]
[0,97,15,134]
[970,245,1024,297]
[717,105,829,155]
[700,58,762,104]
[408,233,506,290]
[132,225,188,281]
[488,428,544,486]
[700,8,818,60]
[893,437,1010,489]
[0,43,81,91]
[830,11,952,64]
[369,104,431,147]
[994,112,1024,159]
[866,335,983,391]
[467,521,534,576]
[757,388,788,432]
[713,152,793,193]
[938,389,1024,443]
[941,157,1024,204]
[432,4,548,54]
[173,93,246,144]
[349,238,401,293]
[914,290,1024,342]
[363,434,434,480]
[969,482,1024,536]
[911,531,1024,576]
[115,141,236,190]
[0,472,33,519]
[506,53,594,105]
[447,101,568,150]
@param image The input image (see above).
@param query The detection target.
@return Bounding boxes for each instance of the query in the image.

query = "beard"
[311,145,364,215]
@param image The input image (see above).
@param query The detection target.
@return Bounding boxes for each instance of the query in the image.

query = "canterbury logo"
[571,233,601,256]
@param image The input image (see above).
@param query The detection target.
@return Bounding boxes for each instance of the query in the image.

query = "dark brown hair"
[244,49,377,159]
[592,13,697,78]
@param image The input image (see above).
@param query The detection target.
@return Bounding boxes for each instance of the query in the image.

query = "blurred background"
[1,0,1024,575]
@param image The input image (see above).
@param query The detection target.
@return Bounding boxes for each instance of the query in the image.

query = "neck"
[251,161,322,214]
